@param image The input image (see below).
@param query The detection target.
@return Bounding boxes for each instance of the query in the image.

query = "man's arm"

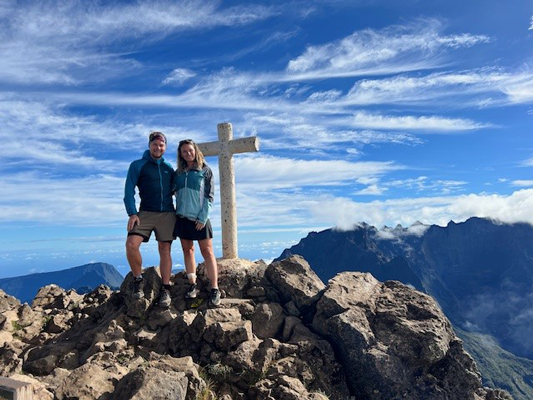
[124,162,140,217]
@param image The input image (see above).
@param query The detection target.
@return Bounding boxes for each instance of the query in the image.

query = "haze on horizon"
[0,0,532,278]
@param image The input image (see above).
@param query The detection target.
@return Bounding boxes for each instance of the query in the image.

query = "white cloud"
[501,74,533,103]
[511,180,533,187]
[309,189,533,230]
[234,154,404,189]
[344,70,513,106]
[0,172,125,226]
[162,68,196,86]
[522,157,533,167]
[348,112,488,131]
[387,176,466,194]
[375,223,430,240]
[355,185,388,195]
[286,19,489,80]
[0,96,207,171]
[529,16,533,30]
[0,1,275,84]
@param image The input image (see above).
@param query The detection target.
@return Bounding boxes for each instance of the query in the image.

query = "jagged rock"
[475,387,514,400]
[112,367,188,400]
[54,351,129,399]
[58,350,80,369]
[212,320,253,351]
[32,284,81,310]
[44,310,72,334]
[246,285,266,297]
[198,258,268,298]
[312,272,490,399]
[0,341,23,375]
[24,341,76,375]
[281,316,302,342]
[25,353,59,375]
[2,308,19,332]
[284,300,301,316]
[0,289,20,312]
[189,308,242,340]
[3,256,511,400]
[17,303,37,325]
[54,362,117,400]
[265,255,325,312]
[0,329,13,345]
[252,374,311,400]
[146,308,176,330]
[251,302,286,339]
[112,354,204,400]
[120,267,163,308]
[80,319,127,362]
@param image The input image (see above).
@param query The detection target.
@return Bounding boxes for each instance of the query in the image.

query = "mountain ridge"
[0,262,123,303]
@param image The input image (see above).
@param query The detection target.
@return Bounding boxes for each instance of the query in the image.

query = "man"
[124,131,176,308]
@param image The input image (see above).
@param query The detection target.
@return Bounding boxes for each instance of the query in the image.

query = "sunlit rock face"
[278,217,533,361]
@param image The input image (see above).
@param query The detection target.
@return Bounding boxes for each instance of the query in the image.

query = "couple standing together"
[123,132,220,308]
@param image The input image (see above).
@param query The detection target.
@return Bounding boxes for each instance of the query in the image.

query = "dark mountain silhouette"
[0,262,123,303]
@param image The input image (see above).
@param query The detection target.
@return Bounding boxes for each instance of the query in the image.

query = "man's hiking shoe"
[158,287,171,308]
[132,277,144,299]
[185,283,197,299]
[209,288,221,306]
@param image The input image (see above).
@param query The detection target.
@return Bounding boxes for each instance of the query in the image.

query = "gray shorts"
[128,211,176,242]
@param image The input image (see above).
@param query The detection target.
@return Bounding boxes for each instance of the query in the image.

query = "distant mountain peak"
[0,262,123,303]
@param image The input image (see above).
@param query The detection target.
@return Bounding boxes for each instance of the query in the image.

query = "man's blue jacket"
[123,150,175,216]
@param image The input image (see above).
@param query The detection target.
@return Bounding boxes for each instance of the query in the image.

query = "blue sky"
[1,0,533,278]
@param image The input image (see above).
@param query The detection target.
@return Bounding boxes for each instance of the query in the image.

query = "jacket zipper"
[158,163,163,211]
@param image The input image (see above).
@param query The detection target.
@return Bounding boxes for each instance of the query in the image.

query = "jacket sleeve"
[196,167,214,224]
[124,162,140,216]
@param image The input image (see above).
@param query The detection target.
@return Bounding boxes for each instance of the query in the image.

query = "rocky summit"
[0,255,512,400]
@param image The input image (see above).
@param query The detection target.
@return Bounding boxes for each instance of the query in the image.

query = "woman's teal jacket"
[174,164,214,224]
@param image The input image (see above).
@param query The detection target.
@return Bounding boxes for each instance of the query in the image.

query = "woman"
[174,139,220,306]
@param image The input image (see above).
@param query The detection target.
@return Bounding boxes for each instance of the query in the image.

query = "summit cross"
[195,123,259,259]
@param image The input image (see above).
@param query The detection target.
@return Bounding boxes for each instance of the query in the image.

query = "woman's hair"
[177,139,205,173]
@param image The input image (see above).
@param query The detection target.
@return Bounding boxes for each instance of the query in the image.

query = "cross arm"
[228,137,260,154]
[197,141,223,157]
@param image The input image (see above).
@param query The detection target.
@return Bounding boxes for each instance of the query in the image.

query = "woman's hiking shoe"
[132,277,144,299]
[209,288,221,306]
[185,283,197,299]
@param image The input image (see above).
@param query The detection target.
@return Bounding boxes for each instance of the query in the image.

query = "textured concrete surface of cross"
[191,122,259,259]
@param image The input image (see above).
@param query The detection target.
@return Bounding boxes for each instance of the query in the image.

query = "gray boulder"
[312,272,507,399]
[265,255,325,312]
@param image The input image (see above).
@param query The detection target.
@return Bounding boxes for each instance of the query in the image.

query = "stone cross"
[190,123,259,259]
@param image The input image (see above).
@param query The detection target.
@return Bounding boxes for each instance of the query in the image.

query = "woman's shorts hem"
[174,215,213,241]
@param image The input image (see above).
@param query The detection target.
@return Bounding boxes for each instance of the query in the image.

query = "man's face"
[149,139,166,159]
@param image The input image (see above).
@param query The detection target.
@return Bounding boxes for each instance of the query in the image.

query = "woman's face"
[180,143,196,164]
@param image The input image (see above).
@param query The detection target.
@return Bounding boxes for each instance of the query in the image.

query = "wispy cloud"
[162,68,196,86]
[348,112,488,131]
[285,19,490,80]
[387,176,467,194]
[529,16,533,30]
[343,69,512,106]
[0,1,276,84]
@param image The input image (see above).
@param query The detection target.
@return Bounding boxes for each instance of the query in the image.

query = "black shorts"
[174,215,213,241]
